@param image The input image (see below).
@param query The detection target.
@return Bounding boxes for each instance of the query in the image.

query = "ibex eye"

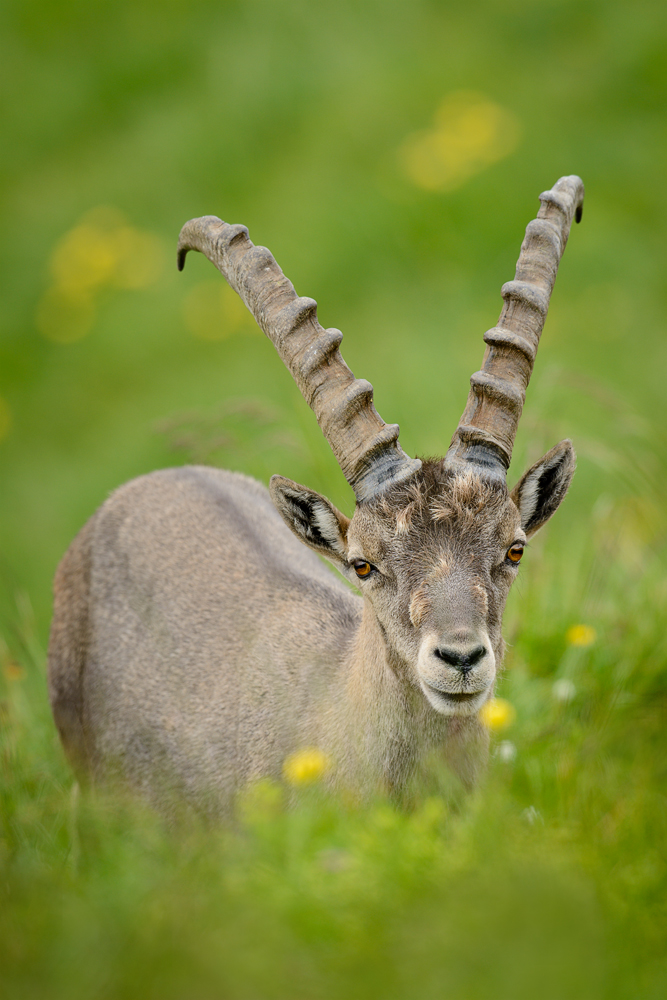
[506,544,524,564]
[353,560,373,578]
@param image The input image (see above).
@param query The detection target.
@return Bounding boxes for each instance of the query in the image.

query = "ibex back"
[48,177,584,815]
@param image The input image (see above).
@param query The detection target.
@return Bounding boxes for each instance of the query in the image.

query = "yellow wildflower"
[479,697,516,731]
[37,207,164,343]
[3,660,25,682]
[398,91,520,193]
[566,624,597,647]
[283,748,332,786]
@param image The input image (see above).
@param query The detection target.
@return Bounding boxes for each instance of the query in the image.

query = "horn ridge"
[445,175,584,477]
[177,216,421,501]
[483,327,536,363]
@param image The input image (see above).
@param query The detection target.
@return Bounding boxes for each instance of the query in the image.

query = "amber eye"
[353,560,373,578]
[506,544,524,564]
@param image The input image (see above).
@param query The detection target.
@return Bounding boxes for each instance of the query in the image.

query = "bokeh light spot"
[182,280,252,341]
[37,206,165,343]
[111,227,165,290]
[497,739,517,763]
[566,624,597,647]
[398,91,521,192]
[553,678,577,703]
[3,660,25,682]
[36,286,95,344]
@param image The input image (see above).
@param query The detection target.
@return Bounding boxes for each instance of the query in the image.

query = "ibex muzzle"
[48,177,584,814]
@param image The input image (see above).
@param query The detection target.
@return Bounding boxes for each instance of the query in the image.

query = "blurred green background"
[2,0,667,997]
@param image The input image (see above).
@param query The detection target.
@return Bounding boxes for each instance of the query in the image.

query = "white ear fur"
[516,473,541,528]
[510,440,576,537]
[269,476,350,561]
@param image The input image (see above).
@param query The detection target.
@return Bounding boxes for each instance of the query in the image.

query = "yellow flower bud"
[282,748,332,786]
[479,697,516,731]
[3,660,25,682]
[566,624,597,647]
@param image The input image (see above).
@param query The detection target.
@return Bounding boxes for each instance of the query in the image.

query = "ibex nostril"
[434,645,486,672]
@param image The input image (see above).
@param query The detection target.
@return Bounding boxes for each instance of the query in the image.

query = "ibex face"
[49,177,583,809]
[271,439,574,722]
[380,469,520,716]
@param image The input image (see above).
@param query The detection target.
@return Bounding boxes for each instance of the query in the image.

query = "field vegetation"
[2,1,667,996]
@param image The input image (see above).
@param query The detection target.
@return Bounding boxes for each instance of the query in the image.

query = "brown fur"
[48,515,96,775]
[47,446,574,816]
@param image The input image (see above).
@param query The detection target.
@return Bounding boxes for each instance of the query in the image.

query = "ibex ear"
[510,440,576,538]
[270,476,351,564]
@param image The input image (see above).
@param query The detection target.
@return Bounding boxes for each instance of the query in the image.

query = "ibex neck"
[320,604,442,796]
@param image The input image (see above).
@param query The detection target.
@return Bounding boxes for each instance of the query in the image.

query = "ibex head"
[177,176,583,718]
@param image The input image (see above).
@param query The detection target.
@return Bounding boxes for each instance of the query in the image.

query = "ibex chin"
[48,176,584,814]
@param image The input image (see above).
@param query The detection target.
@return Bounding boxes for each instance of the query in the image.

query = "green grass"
[2,525,667,998]
[2,0,667,995]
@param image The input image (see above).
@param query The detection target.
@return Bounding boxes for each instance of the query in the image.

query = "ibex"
[48,176,584,814]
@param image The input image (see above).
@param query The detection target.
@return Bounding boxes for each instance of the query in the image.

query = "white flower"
[497,740,517,763]
[552,678,576,703]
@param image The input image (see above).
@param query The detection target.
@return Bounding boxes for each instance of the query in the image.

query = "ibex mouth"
[421,680,488,716]
[442,691,482,703]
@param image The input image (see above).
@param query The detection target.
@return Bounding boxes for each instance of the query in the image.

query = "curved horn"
[177,217,421,502]
[445,175,584,477]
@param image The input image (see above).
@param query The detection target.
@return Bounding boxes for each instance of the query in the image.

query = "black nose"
[434,645,486,673]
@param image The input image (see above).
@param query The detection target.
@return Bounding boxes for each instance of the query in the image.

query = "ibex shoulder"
[94,464,355,599]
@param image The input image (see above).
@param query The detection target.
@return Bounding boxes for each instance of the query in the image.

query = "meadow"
[2,0,667,996]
